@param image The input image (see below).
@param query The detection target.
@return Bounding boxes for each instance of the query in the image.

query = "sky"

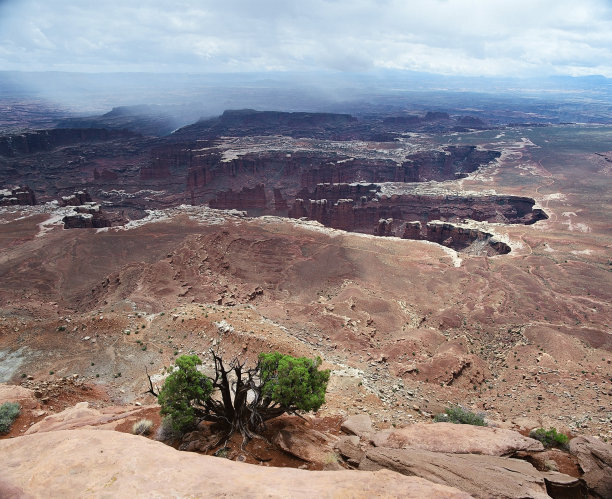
[0,0,611,77]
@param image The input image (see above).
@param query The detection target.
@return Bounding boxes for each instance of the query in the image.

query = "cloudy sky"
[1,0,611,77]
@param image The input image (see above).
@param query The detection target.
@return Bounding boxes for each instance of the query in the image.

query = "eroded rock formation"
[288,186,544,254]
[60,190,92,206]
[62,203,111,229]
[0,185,36,206]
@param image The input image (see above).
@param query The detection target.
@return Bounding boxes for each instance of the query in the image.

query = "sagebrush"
[434,405,486,426]
[0,402,21,433]
[132,418,153,435]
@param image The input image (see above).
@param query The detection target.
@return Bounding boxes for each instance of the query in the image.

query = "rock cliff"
[0,128,137,157]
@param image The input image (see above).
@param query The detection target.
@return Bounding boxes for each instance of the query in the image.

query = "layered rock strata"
[62,202,111,229]
[0,185,36,206]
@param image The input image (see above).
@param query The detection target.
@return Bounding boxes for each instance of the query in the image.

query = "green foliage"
[529,427,569,448]
[0,402,21,434]
[158,355,212,433]
[434,405,486,426]
[259,352,330,412]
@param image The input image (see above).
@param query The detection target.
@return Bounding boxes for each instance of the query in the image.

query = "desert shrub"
[529,427,569,448]
[132,418,153,436]
[0,402,21,433]
[434,405,486,426]
[155,416,183,442]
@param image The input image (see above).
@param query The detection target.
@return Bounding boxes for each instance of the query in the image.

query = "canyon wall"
[0,186,36,206]
[0,129,137,157]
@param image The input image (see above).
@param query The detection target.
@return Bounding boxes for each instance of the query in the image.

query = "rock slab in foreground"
[569,435,612,498]
[0,429,472,498]
[360,447,549,499]
[371,422,544,456]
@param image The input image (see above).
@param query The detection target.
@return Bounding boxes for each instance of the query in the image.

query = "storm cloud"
[0,0,611,76]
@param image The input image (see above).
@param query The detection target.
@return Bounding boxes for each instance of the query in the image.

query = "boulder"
[360,447,549,499]
[341,414,374,438]
[569,436,612,498]
[25,401,148,434]
[0,429,471,498]
[540,471,587,499]
[335,435,364,466]
[371,422,543,456]
[272,416,338,464]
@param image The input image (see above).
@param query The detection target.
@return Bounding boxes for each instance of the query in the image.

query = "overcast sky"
[1,0,611,77]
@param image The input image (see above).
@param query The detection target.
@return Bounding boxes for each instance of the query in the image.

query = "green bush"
[529,427,569,448]
[0,402,21,433]
[259,352,330,412]
[158,355,213,433]
[434,405,486,426]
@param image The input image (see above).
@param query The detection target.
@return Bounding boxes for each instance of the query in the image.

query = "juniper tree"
[151,350,330,445]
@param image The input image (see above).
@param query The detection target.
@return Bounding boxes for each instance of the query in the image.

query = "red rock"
[0,429,471,498]
[271,416,338,464]
[569,436,612,498]
[0,186,36,206]
[209,184,268,211]
[341,414,374,437]
[360,447,549,499]
[371,423,544,456]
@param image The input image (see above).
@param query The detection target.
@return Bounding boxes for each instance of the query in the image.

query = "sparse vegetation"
[132,418,153,435]
[529,427,569,448]
[323,452,339,465]
[155,416,183,442]
[434,405,486,426]
[0,402,21,434]
[154,351,330,443]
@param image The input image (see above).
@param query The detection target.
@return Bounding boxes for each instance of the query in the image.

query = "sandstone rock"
[272,416,337,464]
[179,425,217,452]
[0,429,471,498]
[335,435,364,466]
[25,402,149,434]
[540,471,587,499]
[569,436,612,498]
[360,447,549,499]
[341,414,373,438]
[0,477,33,499]
[0,186,36,206]
[209,184,268,211]
[370,423,544,456]
[0,384,38,410]
[514,448,576,476]
[60,190,92,206]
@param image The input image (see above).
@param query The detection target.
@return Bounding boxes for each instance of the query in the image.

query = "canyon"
[0,111,548,255]
[0,106,610,497]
